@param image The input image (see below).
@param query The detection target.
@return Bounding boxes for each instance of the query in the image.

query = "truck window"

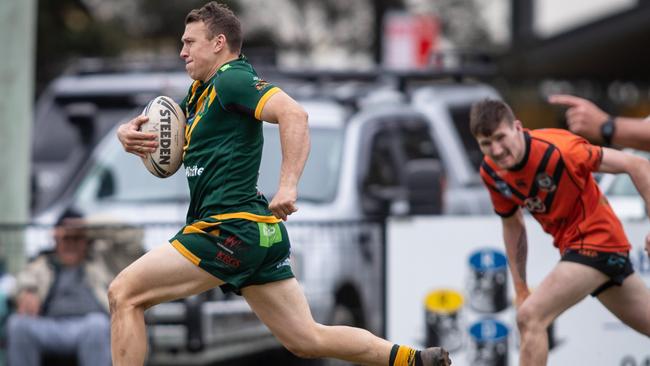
[365,130,400,189]
[398,119,440,161]
[449,105,483,171]
[259,126,343,203]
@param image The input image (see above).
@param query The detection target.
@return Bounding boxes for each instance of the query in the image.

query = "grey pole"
[0,0,37,274]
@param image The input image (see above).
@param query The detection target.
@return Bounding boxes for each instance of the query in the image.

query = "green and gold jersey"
[179,55,281,224]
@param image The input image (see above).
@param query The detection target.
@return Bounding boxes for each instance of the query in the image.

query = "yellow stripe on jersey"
[210,212,281,223]
[184,86,217,154]
[187,80,202,106]
[171,240,201,266]
[254,87,281,120]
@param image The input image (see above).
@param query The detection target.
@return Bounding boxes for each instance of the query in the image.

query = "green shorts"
[170,217,294,294]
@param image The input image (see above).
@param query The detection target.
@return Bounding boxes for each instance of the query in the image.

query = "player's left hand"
[269,186,298,221]
[645,232,650,257]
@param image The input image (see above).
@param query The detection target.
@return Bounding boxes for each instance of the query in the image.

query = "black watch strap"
[600,116,616,147]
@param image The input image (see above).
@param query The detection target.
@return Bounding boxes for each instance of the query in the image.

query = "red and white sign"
[382,12,440,70]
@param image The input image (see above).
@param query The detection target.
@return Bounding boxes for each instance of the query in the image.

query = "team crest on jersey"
[524,196,546,213]
[536,172,556,192]
[496,181,512,198]
[198,96,210,117]
[253,76,270,91]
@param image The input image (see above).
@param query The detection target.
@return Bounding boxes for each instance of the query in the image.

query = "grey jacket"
[14,225,144,313]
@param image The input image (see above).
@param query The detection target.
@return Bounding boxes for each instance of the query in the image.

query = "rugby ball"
[140,96,186,178]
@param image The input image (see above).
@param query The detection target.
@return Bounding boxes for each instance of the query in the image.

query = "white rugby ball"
[140,96,186,178]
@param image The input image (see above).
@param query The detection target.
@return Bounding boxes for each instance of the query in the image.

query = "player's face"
[180,21,223,82]
[476,120,525,169]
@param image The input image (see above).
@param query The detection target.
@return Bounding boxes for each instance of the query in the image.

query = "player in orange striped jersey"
[471,99,650,366]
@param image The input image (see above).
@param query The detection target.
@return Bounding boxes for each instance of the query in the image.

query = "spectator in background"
[6,209,112,366]
[549,94,650,151]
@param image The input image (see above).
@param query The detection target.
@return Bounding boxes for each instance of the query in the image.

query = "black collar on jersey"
[508,131,531,172]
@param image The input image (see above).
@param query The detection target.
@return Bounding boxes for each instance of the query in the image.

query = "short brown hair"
[185,2,243,53]
[469,99,516,137]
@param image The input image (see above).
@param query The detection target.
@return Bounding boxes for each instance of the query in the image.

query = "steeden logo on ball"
[142,96,186,178]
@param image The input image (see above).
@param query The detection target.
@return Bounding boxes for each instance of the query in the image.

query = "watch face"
[601,118,615,145]
[601,120,614,137]
[602,122,613,136]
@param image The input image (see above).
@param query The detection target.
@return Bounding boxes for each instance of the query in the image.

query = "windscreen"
[258,126,344,203]
[73,125,344,208]
[33,96,139,162]
[73,137,189,206]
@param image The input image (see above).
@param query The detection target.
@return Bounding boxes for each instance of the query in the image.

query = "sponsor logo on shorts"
[258,223,282,247]
[223,235,243,249]
[578,249,598,257]
[276,257,291,269]
[607,256,626,269]
[216,251,241,268]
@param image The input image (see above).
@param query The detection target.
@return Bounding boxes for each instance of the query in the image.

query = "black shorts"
[561,249,634,297]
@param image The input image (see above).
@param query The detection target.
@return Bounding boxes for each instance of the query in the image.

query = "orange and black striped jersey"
[480,128,630,254]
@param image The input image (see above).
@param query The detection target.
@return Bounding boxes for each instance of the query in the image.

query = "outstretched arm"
[260,91,310,221]
[502,208,530,307]
[598,147,650,255]
[549,94,650,151]
[608,118,650,152]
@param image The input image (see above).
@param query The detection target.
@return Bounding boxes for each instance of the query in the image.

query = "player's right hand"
[117,115,158,158]
[269,185,298,221]
[548,94,609,144]
[645,232,650,257]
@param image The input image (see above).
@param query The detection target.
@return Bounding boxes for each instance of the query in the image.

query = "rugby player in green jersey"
[110,2,450,365]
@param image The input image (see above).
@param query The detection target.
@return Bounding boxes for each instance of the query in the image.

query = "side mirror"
[97,168,115,199]
[404,158,444,215]
[65,102,97,147]
[360,185,392,217]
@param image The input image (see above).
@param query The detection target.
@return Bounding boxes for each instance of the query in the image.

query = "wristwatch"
[600,116,616,147]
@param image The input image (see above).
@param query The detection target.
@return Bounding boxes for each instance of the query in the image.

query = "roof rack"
[257,51,496,91]
[64,57,185,76]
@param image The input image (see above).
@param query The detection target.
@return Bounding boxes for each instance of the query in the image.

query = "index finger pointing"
[548,94,585,107]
